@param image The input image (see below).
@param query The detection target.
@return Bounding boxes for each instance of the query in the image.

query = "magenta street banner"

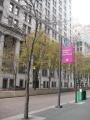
[62,45,74,64]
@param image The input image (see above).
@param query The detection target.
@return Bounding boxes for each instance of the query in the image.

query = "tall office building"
[72,24,90,57]
[0,0,72,89]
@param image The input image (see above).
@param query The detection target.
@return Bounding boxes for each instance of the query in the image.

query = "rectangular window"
[77,47,79,51]
[59,0,62,5]
[47,81,49,88]
[15,0,20,2]
[64,0,66,4]
[53,7,56,14]
[42,69,47,77]
[47,28,50,35]
[27,15,31,24]
[9,79,14,88]
[43,81,49,88]
[64,82,68,88]
[39,22,42,29]
[24,12,27,21]
[38,3,42,10]
[53,0,56,7]
[55,33,57,39]
[0,0,4,6]
[0,11,2,21]
[45,25,47,33]
[8,16,13,26]
[80,47,82,51]
[70,82,72,87]
[80,41,82,46]
[52,30,54,38]
[9,3,14,13]
[52,15,56,21]
[14,19,18,27]
[45,0,47,6]
[19,79,23,88]
[50,70,54,78]
[14,6,19,15]
[23,24,26,32]
[28,26,31,33]
[52,81,56,88]
[43,81,46,88]
[36,10,41,18]
[48,2,50,8]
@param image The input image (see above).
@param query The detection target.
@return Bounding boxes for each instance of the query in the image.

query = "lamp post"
[73,40,78,103]
[73,57,77,103]
[44,19,70,107]
[56,35,63,108]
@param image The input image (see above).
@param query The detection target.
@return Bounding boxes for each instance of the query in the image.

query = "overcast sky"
[72,0,90,25]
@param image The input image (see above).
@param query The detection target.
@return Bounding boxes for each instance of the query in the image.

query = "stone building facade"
[0,0,76,89]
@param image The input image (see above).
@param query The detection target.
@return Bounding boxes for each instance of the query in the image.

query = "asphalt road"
[0,90,90,120]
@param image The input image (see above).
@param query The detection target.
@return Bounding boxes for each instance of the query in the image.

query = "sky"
[72,0,90,25]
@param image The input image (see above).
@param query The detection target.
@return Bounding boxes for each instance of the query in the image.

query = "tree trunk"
[24,48,33,119]
[24,21,38,119]
[24,68,29,119]
[14,72,17,90]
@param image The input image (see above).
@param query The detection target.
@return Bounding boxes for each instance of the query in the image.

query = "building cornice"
[0,22,23,40]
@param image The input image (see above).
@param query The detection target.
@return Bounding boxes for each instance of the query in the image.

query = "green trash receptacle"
[82,90,86,100]
[75,89,82,102]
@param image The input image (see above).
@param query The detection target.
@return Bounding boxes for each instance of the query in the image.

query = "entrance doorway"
[9,79,14,88]
[2,78,8,89]
[19,80,23,88]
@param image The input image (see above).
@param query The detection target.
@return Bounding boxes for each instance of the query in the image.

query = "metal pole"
[57,35,62,108]
[73,43,77,103]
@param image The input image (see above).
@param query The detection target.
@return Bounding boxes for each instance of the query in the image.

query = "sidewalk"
[34,98,90,120]
[2,98,90,120]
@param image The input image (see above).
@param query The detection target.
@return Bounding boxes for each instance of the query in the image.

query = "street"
[0,90,90,120]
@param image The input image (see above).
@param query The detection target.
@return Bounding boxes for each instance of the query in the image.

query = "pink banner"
[62,45,74,64]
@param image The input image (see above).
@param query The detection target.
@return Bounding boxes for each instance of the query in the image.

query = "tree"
[20,32,49,89]
[20,0,44,118]
[20,32,59,89]
[33,32,49,89]
[20,0,65,118]
[42,40,59,88]
[34,36,59,88]
[71,52,90,88]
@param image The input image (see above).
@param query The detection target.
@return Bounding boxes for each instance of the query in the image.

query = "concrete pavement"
[34,98,90,120]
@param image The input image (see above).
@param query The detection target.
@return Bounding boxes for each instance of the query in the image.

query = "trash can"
[82,90,86,100]
[75,89,82,102]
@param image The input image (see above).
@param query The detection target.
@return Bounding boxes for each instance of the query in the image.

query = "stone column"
[0,33,5,71]
[14,39,20,86]
[87,73,90,87]
[15,39,20,56]
[38,70,41,88]
[0,33,4,89]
